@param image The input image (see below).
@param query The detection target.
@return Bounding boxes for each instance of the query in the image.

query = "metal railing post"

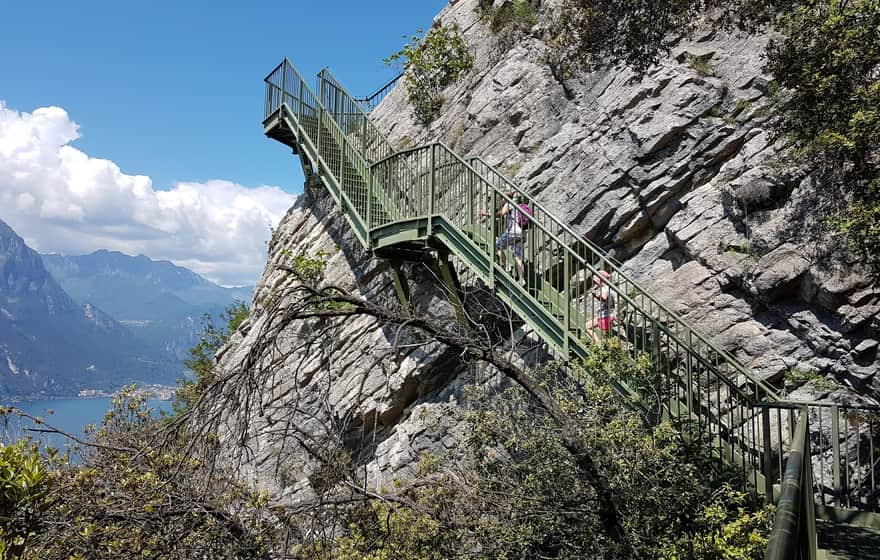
[762,407,774,503]
[803,412,818,560]
[317,70,325,162]
[467,168,474,227]
[764,407,812,560]
[563,250,571,356]
[490,188,497,289]
[366,166,373,244]
[280,61,287,110]
[339,134,346,189]
[360,116,367,158]
[686,328,694,416]
[831,404,841,507]
[428,144,436,233]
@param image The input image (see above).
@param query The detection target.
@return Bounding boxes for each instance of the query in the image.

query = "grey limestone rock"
[212,0,878,510]
[372,0,878,396]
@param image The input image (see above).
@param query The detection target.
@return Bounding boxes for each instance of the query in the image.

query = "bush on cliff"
[385,25,474,123]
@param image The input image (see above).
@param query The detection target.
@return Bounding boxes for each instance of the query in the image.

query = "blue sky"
[1,0,446,193]
[0,0,448,285]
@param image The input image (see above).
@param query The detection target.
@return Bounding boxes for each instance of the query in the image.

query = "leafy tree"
[15,389,277,560]
[173,300,250,414]
[766,0,880,276]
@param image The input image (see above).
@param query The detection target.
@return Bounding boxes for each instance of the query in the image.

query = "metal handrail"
[353,70,404,113]
[467,156,781,400]
[764,408,817,559]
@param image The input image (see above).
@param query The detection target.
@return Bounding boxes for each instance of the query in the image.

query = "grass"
[483,0,537,34]
[501,161,523,177]
[686,54,715,77]
[784,367,837,392]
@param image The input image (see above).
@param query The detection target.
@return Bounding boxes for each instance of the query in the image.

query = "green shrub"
[481,0,537,34]
[784,367,836,392]
[766,0,880,277]
[0,441,51,559]
[385,25,474,123]
[282,248,330,285]
[173,300,250,414]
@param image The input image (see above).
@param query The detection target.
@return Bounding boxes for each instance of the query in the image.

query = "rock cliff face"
[372,0,879,400]
[210,192,477,501]
[211,0,878,502]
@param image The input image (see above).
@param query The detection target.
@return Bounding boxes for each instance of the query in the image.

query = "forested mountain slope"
[0,220,176,397]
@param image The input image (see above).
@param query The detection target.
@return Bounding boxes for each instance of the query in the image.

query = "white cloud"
[0,102,297,286]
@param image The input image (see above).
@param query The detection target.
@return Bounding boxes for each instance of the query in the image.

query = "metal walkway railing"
[262,58,880,557]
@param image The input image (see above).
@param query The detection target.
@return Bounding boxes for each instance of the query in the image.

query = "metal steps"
[817,520,880,559]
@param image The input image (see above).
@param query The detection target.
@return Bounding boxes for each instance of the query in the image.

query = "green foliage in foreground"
[0,441,51,559]
[1,390,275,560]
[0,343,774,559]
[298,345,773,559]
[766,0,880,276]
[173,300,250,414]
[385,25,474,123]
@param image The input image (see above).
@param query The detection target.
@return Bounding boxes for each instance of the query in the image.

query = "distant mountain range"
[0,219,253,398]
[0,221,175,398]
[43,251,252,363]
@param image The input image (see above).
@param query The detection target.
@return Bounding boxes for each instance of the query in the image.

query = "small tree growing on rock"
[385,25,474,123]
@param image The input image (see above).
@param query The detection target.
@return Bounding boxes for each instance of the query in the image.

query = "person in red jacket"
[586,270,615,344]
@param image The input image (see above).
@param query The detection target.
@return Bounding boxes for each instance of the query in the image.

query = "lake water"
[2,397,174,452]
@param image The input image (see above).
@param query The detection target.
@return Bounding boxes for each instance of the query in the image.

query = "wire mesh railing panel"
[371,146,432,227]
[319,69,395,164]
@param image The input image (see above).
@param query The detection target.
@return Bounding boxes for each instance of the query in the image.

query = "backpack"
[516,202,533,229]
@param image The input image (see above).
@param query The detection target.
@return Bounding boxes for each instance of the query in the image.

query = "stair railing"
[265,60,372,245]
[315,67,780,406]
[764,406,818,560]
[354,71,404,113]
[467,157,781,402]
[264,59,880,515]
[268,58,788,497]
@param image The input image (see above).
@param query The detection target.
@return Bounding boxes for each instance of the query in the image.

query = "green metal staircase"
[263,59,880,558]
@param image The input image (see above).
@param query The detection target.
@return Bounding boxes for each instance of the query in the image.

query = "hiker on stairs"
[484,190,527,286]
[587,270,615,344]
